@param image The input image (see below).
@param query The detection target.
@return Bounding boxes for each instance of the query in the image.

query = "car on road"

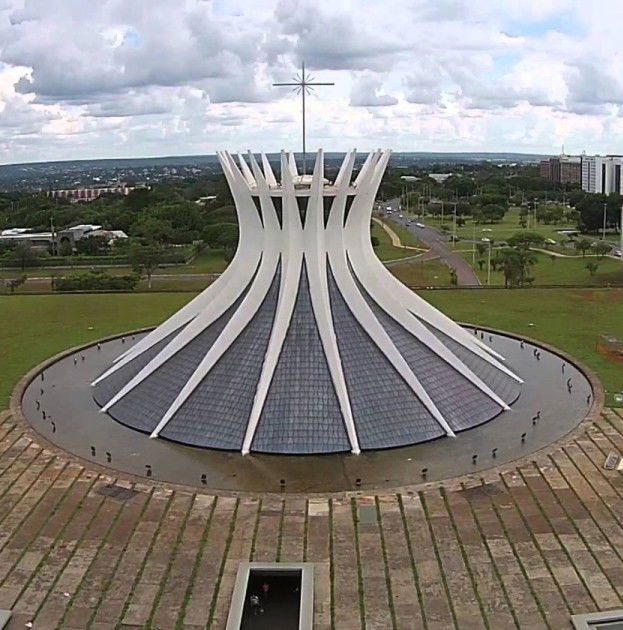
[614,249,622,257]
[545,238,557,245]
[415,222,425,228]
[385,206,392,210]
[481,228,493,232]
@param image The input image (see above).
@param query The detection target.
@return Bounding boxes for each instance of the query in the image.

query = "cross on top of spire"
[273,61,334,174]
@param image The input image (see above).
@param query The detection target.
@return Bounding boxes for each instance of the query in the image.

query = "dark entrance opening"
[240,569,301,629]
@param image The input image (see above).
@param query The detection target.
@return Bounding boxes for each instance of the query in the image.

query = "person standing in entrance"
[249,593,262,615]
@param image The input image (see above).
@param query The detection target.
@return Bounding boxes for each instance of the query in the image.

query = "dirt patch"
[577,289,623,304]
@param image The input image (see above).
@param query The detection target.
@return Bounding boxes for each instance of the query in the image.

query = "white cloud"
[350,74,397,107]
[2,0,623,163]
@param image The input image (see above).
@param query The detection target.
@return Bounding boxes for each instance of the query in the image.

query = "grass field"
[0,248,229,280]
[390,259,453,287]
[458,250,623,286]
[380,218,426,249]
[371,222,419,261]
[452,207,576,243]
[3,288,623,409]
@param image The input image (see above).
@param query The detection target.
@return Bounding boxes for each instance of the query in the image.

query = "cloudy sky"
[1,0,622,164]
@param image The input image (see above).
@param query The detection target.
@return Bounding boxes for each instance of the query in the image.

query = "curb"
[8,325,604,499]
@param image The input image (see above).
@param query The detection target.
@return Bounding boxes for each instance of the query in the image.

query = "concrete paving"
[1,405,623,628]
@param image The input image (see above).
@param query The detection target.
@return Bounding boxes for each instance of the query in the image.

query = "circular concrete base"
[14,327,599,495]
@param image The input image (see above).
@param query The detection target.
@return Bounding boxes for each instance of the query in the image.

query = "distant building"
[581,155,623,194]
[0,223,127,251]
[195,195,218,205]
[67,224,102,240]
[539,155,581,185]
[88,229,128,245]
[428,173,452,183]
[0,230,62,251]
[46,186,139,203]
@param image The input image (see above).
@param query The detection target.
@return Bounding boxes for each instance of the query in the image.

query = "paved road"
[380,199,481,286]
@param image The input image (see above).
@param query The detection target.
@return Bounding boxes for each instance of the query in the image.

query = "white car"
[481,228,493,232]
[415,222,425,228]
[614,249,622,257]
[386,206,392,211]
[545,238,557,245]
[481,237,491,243]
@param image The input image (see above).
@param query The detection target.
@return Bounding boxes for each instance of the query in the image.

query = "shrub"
[54,270,140,292]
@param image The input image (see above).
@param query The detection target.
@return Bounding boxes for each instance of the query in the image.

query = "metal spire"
[273,61,334,175]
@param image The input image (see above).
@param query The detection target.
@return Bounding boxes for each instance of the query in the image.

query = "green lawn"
[453,207,576,243]
[150,249,228,275]
[459,250,623,286]
[0,248,229,282]
[390,259,453,287]
[381,218,426,249]
[3,288,623,409]
[426,288,623,406]
[371,222,417,261]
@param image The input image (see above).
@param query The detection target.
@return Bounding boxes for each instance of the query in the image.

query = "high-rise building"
[539,155,582,185]
[581,155,623,194]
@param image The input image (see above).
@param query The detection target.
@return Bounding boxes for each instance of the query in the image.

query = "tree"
[496,247,537,288]
[475,242,488,259]
[593,241,611,260]
[58,239,73,257]
[10,242,39,270]
[477,258,485,271]
[507,232,545,248]
[449,267,458,286]
[371,235,380,247]
[75,234,109,255]
[129,243,163,288]
[574,238,592,257]
[130,217,173,244]
[536,204,564,224]
[575,193,622,233]
[585,261,599,277]
[4,274,26,293]
[474,204,505,224]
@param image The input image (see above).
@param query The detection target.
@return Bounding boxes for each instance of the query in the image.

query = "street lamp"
[472,221,476,265]
[602,202,607,240]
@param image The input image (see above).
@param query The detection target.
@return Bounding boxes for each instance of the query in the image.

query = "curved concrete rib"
[261,153,278,188]
[346,247,510,409]
[304,150,361,453]
[333,148,356,188]
[149,156,282,438]
[149,247,280,438]
[92,150,263,384]
[344,156,516,404]
[345,154,520,380]
[238,152,256,187]
[328,239,455,437]
[241,152,304,454]
[288,151,298,178]
[326,155,455,438]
